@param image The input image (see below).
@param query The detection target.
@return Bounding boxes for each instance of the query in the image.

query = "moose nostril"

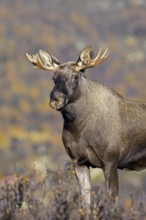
[50,93,59,102]
[53,97,59,102]
[52,93,64,102]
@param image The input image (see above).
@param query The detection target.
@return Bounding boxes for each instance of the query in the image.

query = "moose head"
[26,47,109,110]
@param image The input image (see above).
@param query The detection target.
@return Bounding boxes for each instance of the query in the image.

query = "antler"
[76,48,109,71]
[26,47,109,73]
[26,50,59,72]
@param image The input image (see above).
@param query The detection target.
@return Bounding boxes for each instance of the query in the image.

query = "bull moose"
[26,46,146,210]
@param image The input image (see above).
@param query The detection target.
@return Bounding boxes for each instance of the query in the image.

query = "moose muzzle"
[49,95,65,110]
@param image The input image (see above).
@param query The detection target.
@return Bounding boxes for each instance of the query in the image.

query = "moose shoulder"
[26,46,146,210]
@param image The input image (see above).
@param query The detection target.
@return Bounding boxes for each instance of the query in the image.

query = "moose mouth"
[49,98,67,111]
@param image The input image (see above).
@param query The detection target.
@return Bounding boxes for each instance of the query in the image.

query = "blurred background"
[0,0,146,199]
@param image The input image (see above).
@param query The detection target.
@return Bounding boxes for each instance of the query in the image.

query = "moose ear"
[76,46,94,67]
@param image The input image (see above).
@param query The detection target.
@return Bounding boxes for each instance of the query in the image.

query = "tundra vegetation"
[0,164,146,220]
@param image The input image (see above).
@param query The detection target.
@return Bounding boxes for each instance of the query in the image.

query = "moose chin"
[26,46,146,212]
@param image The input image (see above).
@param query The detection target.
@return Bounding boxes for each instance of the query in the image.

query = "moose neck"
[61,76,95,130]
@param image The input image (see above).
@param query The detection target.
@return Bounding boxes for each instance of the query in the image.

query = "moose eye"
[73,75,78,81]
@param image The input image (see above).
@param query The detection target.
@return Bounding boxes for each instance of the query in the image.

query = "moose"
[26,46,146,210]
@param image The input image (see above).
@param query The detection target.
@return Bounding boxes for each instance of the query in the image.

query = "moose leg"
[103,162,119,199]
[74,164,91,212]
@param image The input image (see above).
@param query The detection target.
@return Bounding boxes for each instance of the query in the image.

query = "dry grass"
[0,163,146,220]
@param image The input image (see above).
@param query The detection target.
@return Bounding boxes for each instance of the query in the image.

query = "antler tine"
[26,53,37,66]
[26,52,46,70]
[93,48,102,63]
[94,48,109,65]
[101,48,109,59]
